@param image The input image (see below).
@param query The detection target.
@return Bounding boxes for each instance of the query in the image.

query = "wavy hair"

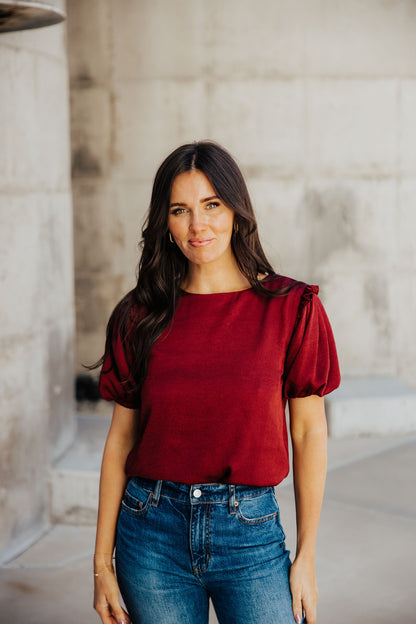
[91,141,288,405]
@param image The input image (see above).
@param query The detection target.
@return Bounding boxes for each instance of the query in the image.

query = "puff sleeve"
[283,285,341,398]
[99,318,139,409]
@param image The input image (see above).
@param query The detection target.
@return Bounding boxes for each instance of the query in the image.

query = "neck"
[182,258,251,294]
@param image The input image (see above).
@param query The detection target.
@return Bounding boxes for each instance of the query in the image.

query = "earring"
[233,222,239,234]
[169,232,174,243]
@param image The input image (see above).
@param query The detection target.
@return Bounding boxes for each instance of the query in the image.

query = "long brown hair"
[91,141,288,405]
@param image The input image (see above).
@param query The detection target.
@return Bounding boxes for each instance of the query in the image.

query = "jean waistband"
[130,477,274,507]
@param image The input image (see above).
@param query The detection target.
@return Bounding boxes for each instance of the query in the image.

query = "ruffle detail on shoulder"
[283,284,341,398]
[296,284,319,320]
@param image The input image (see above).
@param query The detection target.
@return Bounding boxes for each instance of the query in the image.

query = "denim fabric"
[116,478,297,624]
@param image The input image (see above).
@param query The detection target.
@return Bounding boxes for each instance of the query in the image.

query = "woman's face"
[168,170,235,268]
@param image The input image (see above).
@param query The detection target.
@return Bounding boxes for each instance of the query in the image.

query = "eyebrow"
[169,195,219,208]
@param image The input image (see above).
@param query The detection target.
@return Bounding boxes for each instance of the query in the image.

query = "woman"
[92,141,340,624]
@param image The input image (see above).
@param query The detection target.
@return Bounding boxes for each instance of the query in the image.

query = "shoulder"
[261,273,318,298]
[258,274,321,321]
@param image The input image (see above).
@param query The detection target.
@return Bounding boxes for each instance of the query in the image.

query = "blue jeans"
[116,478,296,624]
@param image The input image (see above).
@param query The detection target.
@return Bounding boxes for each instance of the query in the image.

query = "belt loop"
[152,480,163,506]
[228,485,236,514]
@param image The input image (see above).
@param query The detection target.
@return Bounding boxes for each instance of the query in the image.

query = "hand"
[289,555,318,624]
[93,565,130,624]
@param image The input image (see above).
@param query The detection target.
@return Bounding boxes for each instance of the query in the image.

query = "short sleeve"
[283,285,341,398]
[99,321,139,409]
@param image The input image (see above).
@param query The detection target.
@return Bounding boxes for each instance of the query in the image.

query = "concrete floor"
[1,434,415,624]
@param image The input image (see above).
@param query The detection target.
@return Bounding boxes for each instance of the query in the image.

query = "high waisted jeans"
[115,478,297,624]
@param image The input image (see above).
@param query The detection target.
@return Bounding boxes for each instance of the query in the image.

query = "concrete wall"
[0,3,75,561]
[68,0,416,389]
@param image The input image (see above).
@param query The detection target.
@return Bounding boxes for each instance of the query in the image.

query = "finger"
[95,599,117,624]
[99,600,130,624]
[109,603,130,624]
[303,601,317,624]
[292,592,303,623]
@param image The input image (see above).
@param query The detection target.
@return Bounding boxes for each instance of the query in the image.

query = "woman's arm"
[288,395,328,624]
[94,402,138,624]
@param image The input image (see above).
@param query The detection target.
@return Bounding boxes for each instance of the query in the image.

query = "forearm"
[94,404,137,568]
[290,396,328,559]
[94,444,128,567]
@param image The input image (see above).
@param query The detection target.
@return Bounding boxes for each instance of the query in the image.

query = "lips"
[188,238,215,248]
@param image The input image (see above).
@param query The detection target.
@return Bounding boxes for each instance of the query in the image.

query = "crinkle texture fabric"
[99,274,340,485]
[283,284,335,398]
[99,307,139,409]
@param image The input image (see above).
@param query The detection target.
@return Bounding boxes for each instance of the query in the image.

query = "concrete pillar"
[0,1,75,562]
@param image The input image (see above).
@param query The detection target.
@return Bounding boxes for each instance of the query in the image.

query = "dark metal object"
[0,1,65,33]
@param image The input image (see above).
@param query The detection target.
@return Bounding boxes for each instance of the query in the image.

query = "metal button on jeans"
[193,488,202,498]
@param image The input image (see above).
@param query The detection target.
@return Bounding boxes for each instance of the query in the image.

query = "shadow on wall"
[303,186,357,268]
[301,184,393,376]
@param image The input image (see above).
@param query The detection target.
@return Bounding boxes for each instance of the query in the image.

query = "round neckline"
[180,274,275,296]
[180,285,254,296]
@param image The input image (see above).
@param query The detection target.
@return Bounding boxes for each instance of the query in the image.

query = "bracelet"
[93,551,115,577]
[93,568,113,577]
[93,562,114,577]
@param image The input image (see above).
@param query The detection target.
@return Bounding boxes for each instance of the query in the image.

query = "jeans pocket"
[236,488,280,525]
[120,479,153,517]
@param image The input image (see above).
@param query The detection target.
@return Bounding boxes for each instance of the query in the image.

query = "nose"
[189,208,207,232]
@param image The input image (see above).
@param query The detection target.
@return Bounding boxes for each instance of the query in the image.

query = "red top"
[99,275,340,486]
